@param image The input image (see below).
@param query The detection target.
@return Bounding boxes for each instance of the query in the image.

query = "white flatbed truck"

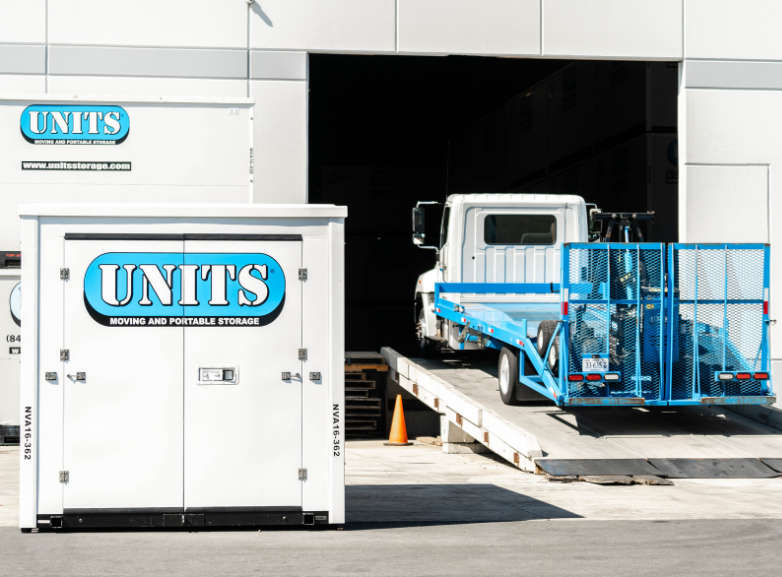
[413,194,774,407]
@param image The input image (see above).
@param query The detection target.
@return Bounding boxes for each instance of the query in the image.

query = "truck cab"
[414,194,589,351]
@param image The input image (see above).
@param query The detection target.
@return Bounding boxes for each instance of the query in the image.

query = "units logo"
[21,104,129,145]
[84,253,285,327]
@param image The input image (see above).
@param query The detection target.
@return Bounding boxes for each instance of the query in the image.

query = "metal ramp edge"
[381,347,543,473]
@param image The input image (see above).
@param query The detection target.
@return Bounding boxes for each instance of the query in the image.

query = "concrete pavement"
[2,442,782,575]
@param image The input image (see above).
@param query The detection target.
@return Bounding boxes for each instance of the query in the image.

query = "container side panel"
[19,216,40,529]
[328,219,345,524]
[302,236,331,513]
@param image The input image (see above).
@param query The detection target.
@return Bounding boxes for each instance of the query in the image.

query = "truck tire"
[498,346,521,405]
[537,321,558,358]
[548,335,560,377]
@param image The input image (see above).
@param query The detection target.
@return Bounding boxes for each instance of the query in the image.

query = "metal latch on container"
[59,471,69,483]
[298,348,307,360]
[60,349,69,361]
[309,372,321,381]
[298,268,307,281]
[298,468,307,480]
[60,268,69,280]
[44,372,57,381]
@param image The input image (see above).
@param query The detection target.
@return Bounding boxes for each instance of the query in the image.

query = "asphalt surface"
[2,520,781,577]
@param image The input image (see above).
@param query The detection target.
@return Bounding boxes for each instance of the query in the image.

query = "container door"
[63,238,184,510]
[183,238,302,510]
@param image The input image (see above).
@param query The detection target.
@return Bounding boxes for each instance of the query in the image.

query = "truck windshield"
[484,214,556,245]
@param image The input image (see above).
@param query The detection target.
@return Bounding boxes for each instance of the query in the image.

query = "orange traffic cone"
[384,394,413,446]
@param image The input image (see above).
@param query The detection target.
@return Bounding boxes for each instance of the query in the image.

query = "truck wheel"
[498,346,521,405]
[548,335,560,377]
[537,321,558,358]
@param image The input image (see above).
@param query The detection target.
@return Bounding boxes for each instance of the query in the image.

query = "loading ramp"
[381,348,782,478]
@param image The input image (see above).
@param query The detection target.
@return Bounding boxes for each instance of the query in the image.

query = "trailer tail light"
[603,373,620,381]
[736,372,751,380]
[561,302,568,316]
[718,372,733,381]
[764,288,769,315]
[585,374,601,381]
[562,288,569,317]
[568,374,584,382]
[754,372,770,380]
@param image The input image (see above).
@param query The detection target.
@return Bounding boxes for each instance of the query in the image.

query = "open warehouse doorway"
[308,55,678,357]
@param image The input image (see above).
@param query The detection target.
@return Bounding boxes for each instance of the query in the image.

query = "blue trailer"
[432,242,774,407]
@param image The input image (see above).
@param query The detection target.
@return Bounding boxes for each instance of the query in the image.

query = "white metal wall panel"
[0,45,46,75]
[249,0,396,53]
[48,0,247,49]
[685,0,782,61]
[47,76,248,98]
[0,75,45,94]
[679,81,782,358]
[397,0,540,56]
[0,0,46,44]
[250,80,308,204]
[542,0,682,59]
[684,165,768,244]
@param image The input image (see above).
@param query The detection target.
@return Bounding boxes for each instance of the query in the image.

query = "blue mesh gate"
[563,243,666,405]
[666,244,772,403]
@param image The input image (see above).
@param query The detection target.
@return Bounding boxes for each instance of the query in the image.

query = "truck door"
[63,237,185,511]
[182,237,303,510]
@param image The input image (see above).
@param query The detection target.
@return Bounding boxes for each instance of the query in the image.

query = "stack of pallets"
[344,351,388,438]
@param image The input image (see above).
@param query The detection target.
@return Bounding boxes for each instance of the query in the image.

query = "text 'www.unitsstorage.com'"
[21,161,131,171]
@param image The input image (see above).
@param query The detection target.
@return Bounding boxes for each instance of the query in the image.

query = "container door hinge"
[298,468,307,480]
[60,268,70,280]
[60,349,69,361]
[298,348,307,360]
[59,471,69,483]
[298,268,307,281]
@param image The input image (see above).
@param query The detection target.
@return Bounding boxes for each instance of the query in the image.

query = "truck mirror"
[413,207,426,234]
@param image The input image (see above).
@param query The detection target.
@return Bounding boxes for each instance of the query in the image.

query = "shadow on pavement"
[346,483,580,527]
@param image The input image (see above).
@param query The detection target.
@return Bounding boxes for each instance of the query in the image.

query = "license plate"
[582,358,608,373]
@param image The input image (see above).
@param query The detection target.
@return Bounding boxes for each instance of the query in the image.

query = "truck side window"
[439,207,450,249]
[484,215,556,245]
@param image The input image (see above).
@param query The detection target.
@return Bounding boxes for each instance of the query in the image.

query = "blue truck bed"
[433,243,774,407]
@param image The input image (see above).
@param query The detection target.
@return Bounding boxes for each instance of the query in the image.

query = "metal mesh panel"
[566,244,665,401]
[668,245,767,401]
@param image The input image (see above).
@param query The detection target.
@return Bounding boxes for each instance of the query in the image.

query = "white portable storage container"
[0,95,255,250]
[0,266,21,444]
[1,96,254,436]
[19,204,346,531]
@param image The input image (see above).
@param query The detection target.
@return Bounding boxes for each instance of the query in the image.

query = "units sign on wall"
[84,253,286,327]
[21,104,129,145]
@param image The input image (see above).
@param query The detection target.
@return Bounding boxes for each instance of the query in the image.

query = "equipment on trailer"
[413,194,774,408]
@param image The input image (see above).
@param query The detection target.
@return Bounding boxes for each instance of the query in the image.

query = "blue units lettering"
[21,105,129,145]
